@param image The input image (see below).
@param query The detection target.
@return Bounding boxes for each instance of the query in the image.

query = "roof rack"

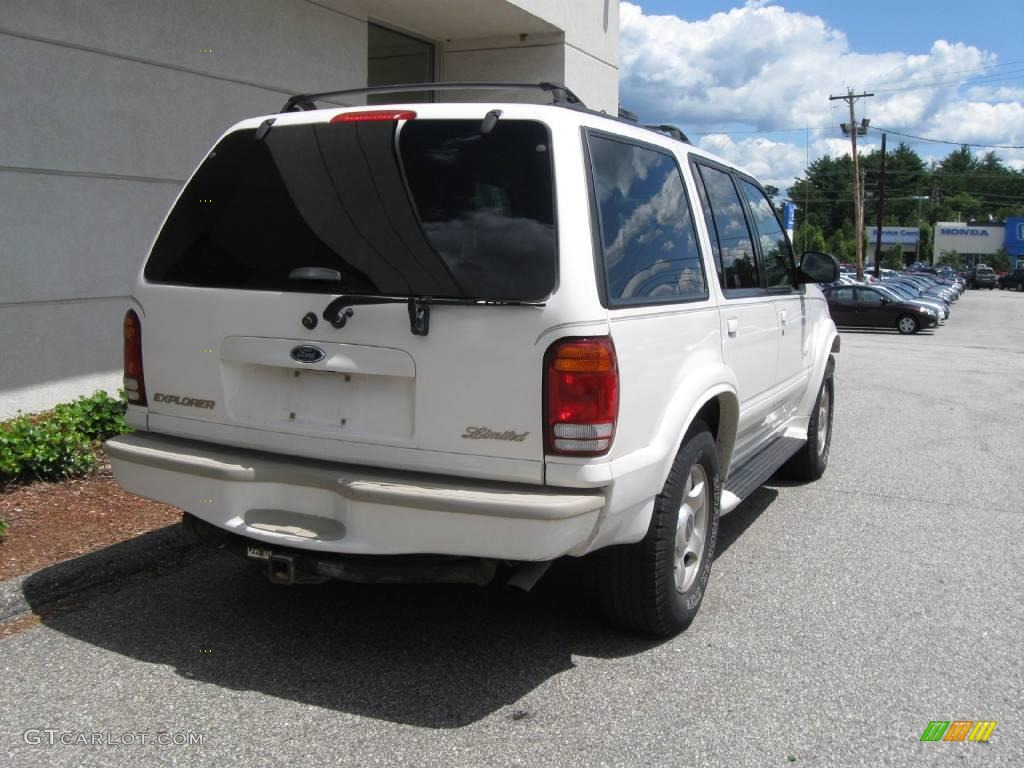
[643,124,692,144]
[618,106,639,123]
[280,82,584,113]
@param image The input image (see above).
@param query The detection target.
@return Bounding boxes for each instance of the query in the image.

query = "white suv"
[106,83,839,635]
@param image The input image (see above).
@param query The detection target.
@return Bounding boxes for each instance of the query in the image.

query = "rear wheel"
[596,421,720,636]
[1018,283,1024,292]
[897,314,919,334]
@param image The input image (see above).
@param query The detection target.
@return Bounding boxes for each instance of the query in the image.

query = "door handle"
[779,309,788,334]
[727,318,739,337]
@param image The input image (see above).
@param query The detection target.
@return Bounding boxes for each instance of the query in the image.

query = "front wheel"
[596,421,720,636]
[782,363,834,481]
[897,314,920,334]
[1017,283,1024,292]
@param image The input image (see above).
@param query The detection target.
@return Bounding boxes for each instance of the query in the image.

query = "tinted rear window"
[145,119,556,300]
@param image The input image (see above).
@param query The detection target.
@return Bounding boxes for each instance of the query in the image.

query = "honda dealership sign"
[933,222,1004,262]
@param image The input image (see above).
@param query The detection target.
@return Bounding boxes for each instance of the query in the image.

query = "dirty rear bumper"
[105,433,605,561]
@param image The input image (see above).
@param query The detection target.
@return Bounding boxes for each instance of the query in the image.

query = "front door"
[737,179,810,422]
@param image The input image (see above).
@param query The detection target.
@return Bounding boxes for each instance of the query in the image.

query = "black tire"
[596,421,720,636]
[1018,283,1024,292]
[782,362,834,481]
[896,314,919,334]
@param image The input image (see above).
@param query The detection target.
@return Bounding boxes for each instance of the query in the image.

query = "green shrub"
[0,519,7,540]
[0,390,130,484]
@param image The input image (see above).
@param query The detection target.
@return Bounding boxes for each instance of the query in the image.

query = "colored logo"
[920,720,997,742]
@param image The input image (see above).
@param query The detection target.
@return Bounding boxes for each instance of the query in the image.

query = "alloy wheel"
[674,465,710,593]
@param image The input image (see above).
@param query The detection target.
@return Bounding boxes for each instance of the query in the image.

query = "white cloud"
[619,2,1024,188]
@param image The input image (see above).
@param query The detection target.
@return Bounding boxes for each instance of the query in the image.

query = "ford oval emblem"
[290,345,325,364]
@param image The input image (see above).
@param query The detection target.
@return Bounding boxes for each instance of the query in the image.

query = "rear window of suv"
[144,118,557,301]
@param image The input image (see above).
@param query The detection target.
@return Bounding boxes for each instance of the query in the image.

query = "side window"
[831,287,854,301]
[587,133,707,305]
[694,165,760,291]
[739,180,795,289]
[854,288,884,305]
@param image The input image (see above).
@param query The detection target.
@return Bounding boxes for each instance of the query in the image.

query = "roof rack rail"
[618,106,639,123]
[643,124,691,144]
[280,82,584,113]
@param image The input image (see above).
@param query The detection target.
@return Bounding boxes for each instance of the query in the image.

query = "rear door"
[137,112,562,484]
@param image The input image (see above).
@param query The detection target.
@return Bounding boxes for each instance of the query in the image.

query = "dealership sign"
[866,226,919,245]
[938,227,994,236]
[1005,217,1024,256]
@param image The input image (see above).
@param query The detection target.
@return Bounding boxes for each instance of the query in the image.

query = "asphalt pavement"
[3,288,1023,767]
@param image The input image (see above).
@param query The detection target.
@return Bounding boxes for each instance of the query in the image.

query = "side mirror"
[879,296,890,304]
[798,251,840,284]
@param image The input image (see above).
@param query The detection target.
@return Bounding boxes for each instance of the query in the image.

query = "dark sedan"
[823,285,940,334]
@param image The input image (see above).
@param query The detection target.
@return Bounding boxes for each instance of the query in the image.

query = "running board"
[721,436,805,513]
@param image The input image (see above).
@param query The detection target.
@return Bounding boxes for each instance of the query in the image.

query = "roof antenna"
[481,109,502,135]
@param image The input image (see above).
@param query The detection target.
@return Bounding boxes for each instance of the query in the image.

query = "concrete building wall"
[0,0,619,417]
[511,0,619,112]
[443,33,567,101]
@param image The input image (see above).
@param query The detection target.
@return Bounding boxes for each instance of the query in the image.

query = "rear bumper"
[105,433,605,561]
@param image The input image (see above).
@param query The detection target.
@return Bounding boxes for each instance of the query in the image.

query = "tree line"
[784,144,1024,269]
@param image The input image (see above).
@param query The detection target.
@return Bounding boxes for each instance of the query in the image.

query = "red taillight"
[123,309,147,406]
[544,337,619,456]
[330,110,417,124]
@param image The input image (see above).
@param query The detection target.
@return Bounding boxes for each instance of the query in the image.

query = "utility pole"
[830,89,873,281]
[872,132,887,278]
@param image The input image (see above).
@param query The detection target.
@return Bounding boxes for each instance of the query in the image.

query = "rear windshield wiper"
[322,294,545,336]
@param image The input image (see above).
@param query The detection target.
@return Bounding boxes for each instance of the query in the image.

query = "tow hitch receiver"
[268,554,296,585]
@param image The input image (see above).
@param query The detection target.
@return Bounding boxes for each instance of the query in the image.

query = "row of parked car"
[822,268,966,334]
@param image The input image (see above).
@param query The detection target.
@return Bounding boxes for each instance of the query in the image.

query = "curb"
[0,524,198,623]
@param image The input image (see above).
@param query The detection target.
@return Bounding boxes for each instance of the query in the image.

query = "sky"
[619,1,1024,194]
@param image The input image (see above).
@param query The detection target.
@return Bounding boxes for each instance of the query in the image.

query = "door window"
[739,180,795,288]
[587,133,707,305]
[830,287,854,301]
[694,165,760,292]
[854,288,884,305]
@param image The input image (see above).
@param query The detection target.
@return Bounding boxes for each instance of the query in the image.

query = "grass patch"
[0,391,131,485]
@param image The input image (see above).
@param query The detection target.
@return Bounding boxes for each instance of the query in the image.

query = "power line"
[869,126,1024,150]
[864,58,1024,90]
[870,68,1024,95]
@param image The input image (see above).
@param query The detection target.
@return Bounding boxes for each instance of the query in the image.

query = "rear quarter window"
[585,132,707,306]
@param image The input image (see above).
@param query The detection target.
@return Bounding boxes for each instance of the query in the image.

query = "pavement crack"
[798,484,1018,516]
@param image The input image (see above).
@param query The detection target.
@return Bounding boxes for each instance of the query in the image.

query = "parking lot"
[3,289,1023,767]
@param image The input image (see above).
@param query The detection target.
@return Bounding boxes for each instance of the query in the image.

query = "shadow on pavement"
[715,486,778,560]
[20,535,666,728]
[834,326,937,336]
[20,482,783,728]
